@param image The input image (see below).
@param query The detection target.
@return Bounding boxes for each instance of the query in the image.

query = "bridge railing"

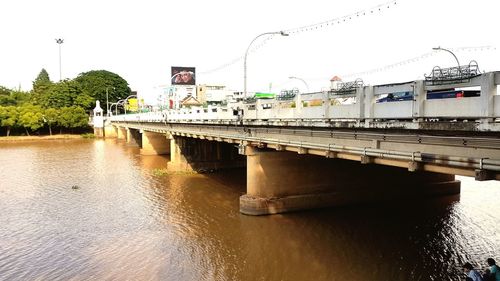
[109,71,500,127]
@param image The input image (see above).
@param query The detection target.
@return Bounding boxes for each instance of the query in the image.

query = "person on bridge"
[483,258,500,281]
[463,262,484,281]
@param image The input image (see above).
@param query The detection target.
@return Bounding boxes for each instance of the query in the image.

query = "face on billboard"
[171,67,196,85]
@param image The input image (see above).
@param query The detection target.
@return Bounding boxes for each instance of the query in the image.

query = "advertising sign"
[171,66,196,85]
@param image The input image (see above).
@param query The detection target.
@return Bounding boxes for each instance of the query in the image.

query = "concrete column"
[167,136,245,172]
[413,80,425,121]
[323,92,330,119]
[141,131,170,155]
[117,127,127,140]
[363,86,374,127]
[356,86,365,124]
[240,147,460,215]
[168,137,192,171]
[126,128,141,146]
[104,125,118,138]
[93,127,104,138]
[126,128,132,144]
[480,72,496,123]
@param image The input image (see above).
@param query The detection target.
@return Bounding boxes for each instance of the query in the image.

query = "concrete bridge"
[99,71,500,215]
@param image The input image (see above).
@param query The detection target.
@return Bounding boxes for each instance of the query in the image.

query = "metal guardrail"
[424,61,481,85]
[329,78,364,95]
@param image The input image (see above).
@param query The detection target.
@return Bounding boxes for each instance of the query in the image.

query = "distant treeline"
[0,69,131,136]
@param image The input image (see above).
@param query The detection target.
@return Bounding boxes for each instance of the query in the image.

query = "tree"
[0,86,15,106]
[0,86,32,106]
[32,68,51,92]
[59,106,89,133]
[0,106,18,136]
[18,104,44,135]
[32,69,53,105]
[37,79,82,109]
[44,108,59,135]
[75,70,131,110]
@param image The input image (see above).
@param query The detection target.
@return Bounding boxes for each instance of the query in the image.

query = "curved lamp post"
[433,46,461,71]
[288,76,310,92]
[244,31,289,99]
[123,94,137,115]
[106,86,115,116]
[111,99,125,115]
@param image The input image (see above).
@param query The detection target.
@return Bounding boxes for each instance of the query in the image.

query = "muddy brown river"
[0,139,499,280]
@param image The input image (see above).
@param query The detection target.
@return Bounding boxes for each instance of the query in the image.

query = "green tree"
[44,108,59,135]
[18,104,44,135]
[75,70,131,109]
[33,68,51,92]
[74,92,94,110]
[0,106,18,136]
[0,86,16,106]
[59,106,89,132]
[32,69,53,105]
[37,79,82,109]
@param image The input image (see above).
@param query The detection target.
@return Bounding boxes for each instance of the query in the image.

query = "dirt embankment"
[0,135,85,142]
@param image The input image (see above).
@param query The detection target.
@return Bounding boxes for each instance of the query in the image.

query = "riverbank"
[0,134,89,142]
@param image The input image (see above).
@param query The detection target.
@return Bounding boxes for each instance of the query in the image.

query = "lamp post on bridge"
[106,86,115,117]
[288,76,310,92]
[433,46,461,71]
[123,94,137,115]
[244,31,289,99]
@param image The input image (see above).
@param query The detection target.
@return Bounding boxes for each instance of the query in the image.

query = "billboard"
[171,66,196,85]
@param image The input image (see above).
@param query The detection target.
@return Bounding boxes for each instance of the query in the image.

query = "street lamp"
[55,38,64,81]
[112,100,124,115]
[106,86,115,117]
[123,94,137,115]
[433,46,461,70]
[288,76,310,92]
[244,31,289,99]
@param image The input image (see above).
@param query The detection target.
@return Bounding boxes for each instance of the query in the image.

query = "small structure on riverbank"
[93,101,104,138]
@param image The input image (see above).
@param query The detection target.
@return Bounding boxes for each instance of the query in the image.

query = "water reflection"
[0,140,498,281]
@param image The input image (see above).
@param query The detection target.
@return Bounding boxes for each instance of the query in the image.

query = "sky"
[1,0,499,103]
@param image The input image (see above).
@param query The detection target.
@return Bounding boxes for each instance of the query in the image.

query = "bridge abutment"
[240,147,460,215]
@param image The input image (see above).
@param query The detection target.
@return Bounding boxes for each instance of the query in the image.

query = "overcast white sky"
[1,0,499,101]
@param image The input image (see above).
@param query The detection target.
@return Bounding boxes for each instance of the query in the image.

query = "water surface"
[0,139,499,280]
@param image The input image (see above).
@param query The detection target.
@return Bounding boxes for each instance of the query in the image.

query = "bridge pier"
[126,128,141,146]
[117,127,127,140]
[167,136,245,172]
[141,131,171,155]
[240,147,460,215]
[104,125,118,138]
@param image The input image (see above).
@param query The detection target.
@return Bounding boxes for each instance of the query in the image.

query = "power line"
[341,46,496,79]
[199,0,399,75]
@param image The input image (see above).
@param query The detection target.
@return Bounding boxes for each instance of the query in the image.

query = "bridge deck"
[114,121,500,180]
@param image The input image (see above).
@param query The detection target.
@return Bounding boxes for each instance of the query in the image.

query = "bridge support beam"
[167,136,245,172]
[240,147,460,215]
[141,131,170,155]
